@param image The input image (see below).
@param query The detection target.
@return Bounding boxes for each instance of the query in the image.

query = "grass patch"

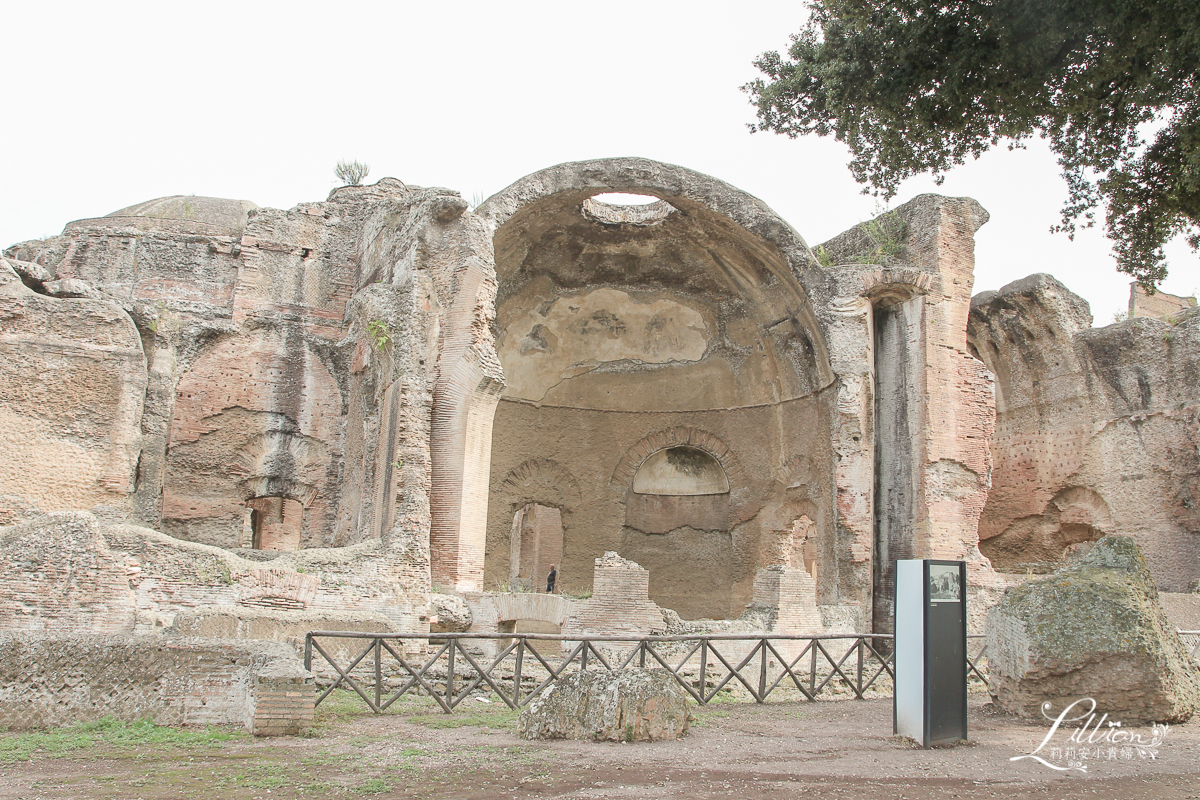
[306,687,447,737]
[355,777,391,794]
[406,707,519,730]
[0,717,243,763]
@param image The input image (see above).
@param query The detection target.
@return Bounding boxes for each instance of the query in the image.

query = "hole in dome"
[582,194,676,226]
[590,192,660,206]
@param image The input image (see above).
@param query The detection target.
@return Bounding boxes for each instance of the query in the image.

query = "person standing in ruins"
[546,564,557,594]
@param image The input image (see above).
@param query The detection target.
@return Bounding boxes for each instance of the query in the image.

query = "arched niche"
[626,446,732,534]
[632,446,730,495]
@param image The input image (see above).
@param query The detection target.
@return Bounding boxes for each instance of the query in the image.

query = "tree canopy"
[744,0,1200,286]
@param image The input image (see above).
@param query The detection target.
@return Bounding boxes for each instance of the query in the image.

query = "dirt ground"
[1,690,1197,800]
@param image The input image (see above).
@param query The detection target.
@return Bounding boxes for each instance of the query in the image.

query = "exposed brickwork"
[561,553,665,640]
[0,259,146,519]
[1130,283,1196,320]
[0,633,312,736]
[610,426,745,490]
[0,512,138,634]
[752,566,823,634]
[246,497,304,552]
[237,568,318,609]
[498,460,581,510]
[0,512,430,641]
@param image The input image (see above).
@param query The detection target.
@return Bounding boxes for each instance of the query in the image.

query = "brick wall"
[752,566,823,634]
[561,553,665,640]
[1130,283,1196,320]
[0,633,313,736]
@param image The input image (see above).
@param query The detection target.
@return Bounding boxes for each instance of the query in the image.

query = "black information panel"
[894,559,968,747]
[923,560,967,746]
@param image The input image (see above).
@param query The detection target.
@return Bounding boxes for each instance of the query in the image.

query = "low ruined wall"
[0,634,313,736]
[0,512,430,638]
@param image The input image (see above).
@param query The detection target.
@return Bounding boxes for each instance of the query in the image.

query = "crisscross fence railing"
[304,628,1188,715]
[303,632,982,714]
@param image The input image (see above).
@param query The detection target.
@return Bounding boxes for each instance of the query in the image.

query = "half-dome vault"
[476,158,837,619]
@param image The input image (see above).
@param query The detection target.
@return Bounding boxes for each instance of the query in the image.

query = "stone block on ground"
[986,536,1200,723]
[517,668,691,741]
[430,591,472,633]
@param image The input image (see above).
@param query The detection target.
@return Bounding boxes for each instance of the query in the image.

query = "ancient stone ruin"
[986,536,1200,723]
[1,157,1197,729]
[517,668,691,741]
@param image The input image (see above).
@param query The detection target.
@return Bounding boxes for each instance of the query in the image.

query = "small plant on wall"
[856,211,905,266]
[335,159,370,186]
[367,319,391,351]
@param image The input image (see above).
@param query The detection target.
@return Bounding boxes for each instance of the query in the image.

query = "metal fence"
[304,631,991,714]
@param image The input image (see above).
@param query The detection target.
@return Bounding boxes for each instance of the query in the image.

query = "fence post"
[513,638,525,706]
[698,639,708,702]
[857,637,864,695]
[375,637,382,711]
[810,638,818,695]
[304,633,312,671]
[446,637,456,710]
[758,639,768,703]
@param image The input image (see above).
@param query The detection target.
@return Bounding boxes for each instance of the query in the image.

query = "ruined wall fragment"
[969,275,1200,590]
[0,258,146,523]
[810,195,1002,632]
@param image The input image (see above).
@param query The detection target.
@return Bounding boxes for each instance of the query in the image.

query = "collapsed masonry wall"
[0,633,313,736]
[0,512,429,638]
[6,161,1166,651]
[0,178,512,640]
[0,180,479,570]
[968,275,1200,590]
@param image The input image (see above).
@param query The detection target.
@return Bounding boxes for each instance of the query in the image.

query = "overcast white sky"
[4,1,1195,322]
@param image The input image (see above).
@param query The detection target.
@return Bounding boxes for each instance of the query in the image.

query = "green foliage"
[855,211,904,265]
[406,707,519,730]
[0,717,241,763]
[355,777,392,794]
[335,159,371,186]
[744,0,1200,287]
[813,244,834,268]
[366,319,391,351]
